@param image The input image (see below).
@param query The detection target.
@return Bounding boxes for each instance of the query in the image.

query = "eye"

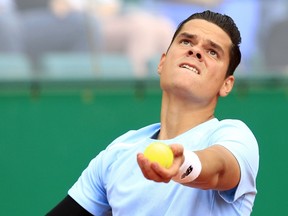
[180,39,191,46]
[208,50,218,57]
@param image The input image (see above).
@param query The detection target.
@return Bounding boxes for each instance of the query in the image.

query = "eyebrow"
[177,32,225,55]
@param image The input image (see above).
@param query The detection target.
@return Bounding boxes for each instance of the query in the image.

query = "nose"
[188,50,202,60]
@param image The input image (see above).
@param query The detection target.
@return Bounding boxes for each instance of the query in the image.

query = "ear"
[219,75,235,97]
[157,53,166,75]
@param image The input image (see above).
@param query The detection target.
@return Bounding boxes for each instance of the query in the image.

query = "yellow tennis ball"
[144,142,174,168]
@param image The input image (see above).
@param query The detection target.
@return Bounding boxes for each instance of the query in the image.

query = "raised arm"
[137,144,240,191]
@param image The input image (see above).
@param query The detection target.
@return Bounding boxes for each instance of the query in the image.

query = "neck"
[158,92,216,140]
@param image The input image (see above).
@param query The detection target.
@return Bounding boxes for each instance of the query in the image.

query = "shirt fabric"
[68,118,259,216]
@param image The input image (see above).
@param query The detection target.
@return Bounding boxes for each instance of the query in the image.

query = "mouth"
[179,63,200,75]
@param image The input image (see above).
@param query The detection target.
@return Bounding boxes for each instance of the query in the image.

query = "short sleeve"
[211,120,259,202]
[68,151,112,216]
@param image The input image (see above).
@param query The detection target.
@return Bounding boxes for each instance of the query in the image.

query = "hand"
[137,144,184,183]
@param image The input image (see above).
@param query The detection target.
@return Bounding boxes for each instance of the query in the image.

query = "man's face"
[158,19,234,104]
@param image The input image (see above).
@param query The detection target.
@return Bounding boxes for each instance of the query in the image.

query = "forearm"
[180,145,240,190]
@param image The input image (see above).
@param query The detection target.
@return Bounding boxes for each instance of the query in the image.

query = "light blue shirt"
[68,118,259,216]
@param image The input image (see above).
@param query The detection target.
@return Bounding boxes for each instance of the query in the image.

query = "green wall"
[0,79,287,215]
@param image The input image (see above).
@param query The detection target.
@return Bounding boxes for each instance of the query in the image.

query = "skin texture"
[137,19,240,191]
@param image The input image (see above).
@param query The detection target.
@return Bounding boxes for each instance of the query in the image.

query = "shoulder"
[218,119,250,129]
[212,118,259,173]
[194,118,255,141]
[212,119,258,147]
[210,118,259,172]
[214,119,256,139]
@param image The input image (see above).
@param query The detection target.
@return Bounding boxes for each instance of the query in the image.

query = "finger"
[170,144,184,157]
[150,145,184,180]
[137,153,165,182]
[150,159,179,179]
[170,144,185,168]
[150,163,173,183]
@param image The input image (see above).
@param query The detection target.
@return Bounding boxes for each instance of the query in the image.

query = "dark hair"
[169,10,241,77]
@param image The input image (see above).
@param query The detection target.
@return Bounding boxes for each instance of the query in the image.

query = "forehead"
[177,19,232,51]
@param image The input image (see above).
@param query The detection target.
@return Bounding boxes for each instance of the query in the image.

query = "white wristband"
[172,150,202,184]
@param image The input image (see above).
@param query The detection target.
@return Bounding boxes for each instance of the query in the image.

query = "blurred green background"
[1,0,288,215]
[1,78,287,215]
